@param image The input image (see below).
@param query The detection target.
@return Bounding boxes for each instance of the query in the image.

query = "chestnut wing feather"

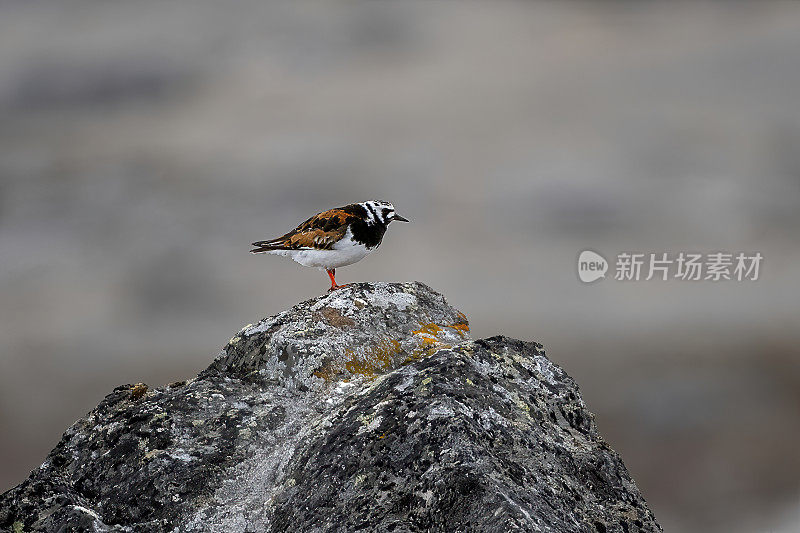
[250,209,357,252]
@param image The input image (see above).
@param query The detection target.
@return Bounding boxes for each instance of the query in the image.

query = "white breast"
[269,229,373,270]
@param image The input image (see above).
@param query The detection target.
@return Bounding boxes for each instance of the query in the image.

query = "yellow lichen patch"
[406,321,462,361]
[344,351,378,377]
[416,337,442,348]
[129,383,148,401]
[412,323,450,349]
[314,339,403,381]
[449,322,470,334]
[450,312,471,334]
[313,317,468,383]
[311,363,336,381]
[345,339,402,377]
[414,318,469,345]
[413,323,443,337]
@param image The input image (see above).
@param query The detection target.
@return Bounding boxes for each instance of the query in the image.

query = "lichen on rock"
[204,282,470,388]
[0,282,661,532]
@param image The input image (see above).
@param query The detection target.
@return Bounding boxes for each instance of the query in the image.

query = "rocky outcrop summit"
[0,282,661,532]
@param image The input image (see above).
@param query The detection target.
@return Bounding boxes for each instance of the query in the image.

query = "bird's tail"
[250,239,287,254]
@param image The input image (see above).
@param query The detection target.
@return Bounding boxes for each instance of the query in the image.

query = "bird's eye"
[382,208,391,219]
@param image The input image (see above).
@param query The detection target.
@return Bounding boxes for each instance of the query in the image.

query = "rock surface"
[0,282,661,532]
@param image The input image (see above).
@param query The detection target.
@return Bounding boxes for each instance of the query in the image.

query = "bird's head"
[362,200,409,226]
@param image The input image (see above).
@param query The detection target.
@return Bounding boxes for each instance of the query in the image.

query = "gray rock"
[0,282,660,532]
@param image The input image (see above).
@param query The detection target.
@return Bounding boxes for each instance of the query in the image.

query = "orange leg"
[326,269,348,291]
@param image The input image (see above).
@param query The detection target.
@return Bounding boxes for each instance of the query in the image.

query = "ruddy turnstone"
[250,201,409,291]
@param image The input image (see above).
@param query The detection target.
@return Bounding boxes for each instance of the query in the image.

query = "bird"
[250,201,409,291]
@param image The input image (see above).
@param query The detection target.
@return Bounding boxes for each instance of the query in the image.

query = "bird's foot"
[325,269,349,292]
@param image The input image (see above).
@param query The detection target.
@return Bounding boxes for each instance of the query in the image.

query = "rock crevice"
[0,282,661,532]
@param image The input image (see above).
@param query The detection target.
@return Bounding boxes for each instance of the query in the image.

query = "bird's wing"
[250,208,357,252]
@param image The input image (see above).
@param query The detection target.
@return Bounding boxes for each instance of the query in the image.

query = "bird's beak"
[393,214,410,222]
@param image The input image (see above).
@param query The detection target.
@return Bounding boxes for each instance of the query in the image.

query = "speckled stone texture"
[0,282,660,532]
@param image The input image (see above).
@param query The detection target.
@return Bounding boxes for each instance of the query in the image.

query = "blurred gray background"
[1,2,799,531]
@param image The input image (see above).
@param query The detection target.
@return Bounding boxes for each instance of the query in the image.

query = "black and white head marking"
[361,200,398,226]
